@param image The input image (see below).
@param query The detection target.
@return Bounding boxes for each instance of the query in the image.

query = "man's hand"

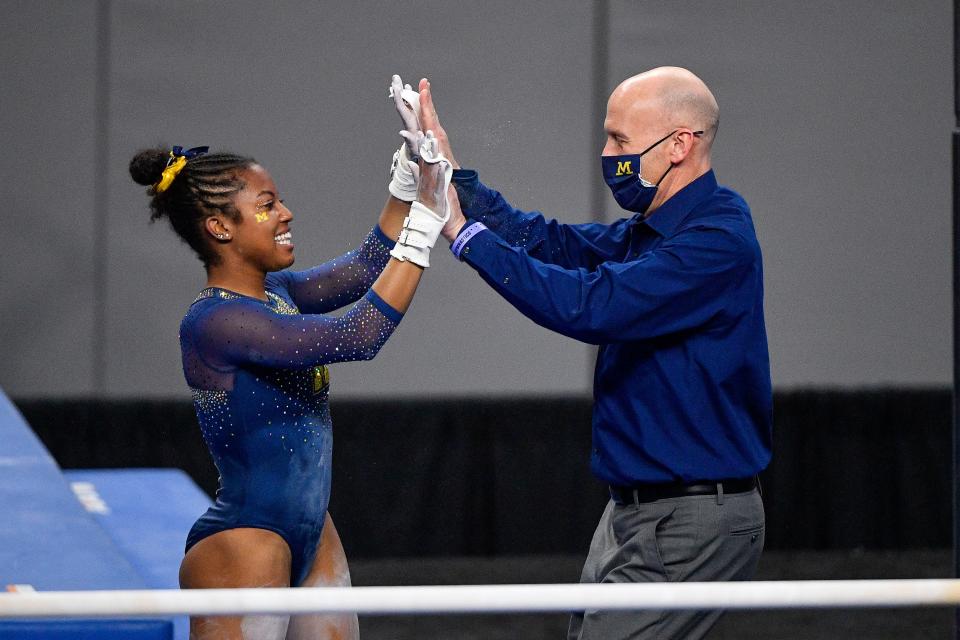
[440,187,467,243]
[416,145,448,217]
[418,78,460,169]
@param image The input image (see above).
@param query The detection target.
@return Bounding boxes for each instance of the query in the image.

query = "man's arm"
[453,168,626,269]
[419,78,626,269]
[449,222,756,345]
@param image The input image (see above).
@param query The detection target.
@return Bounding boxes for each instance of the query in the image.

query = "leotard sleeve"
[267,226,394,314]
[188,290,402,372]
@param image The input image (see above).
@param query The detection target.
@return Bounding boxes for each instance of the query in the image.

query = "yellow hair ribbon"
[153,153,188,194]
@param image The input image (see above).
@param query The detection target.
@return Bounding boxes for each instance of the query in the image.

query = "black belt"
[609,476,757,505]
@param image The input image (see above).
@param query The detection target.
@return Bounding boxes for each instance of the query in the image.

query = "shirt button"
[463,247,471,256]
[503,276,510,284]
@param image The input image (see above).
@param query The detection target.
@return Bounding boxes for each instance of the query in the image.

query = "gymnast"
[128,77,451,640]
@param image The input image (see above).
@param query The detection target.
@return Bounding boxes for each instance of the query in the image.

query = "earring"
[216,233,229,240]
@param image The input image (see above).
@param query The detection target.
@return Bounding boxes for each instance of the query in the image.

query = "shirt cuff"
[451,222,488,260]
[452,168,478,183]
[365,289,404,324]
[454,224,512,285]
[452,168,480,210]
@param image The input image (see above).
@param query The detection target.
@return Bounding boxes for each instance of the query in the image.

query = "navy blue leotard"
[180,227,398,586]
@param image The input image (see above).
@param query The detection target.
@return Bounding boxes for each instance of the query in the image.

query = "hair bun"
[129,148,170,187]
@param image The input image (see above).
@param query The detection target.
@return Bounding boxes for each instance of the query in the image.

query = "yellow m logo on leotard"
[313,365,330,393]
[616,161,633,176]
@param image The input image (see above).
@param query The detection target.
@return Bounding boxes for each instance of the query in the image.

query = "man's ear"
[669,130,698,164]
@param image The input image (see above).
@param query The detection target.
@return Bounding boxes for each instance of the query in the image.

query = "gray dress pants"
[568,487,764,640]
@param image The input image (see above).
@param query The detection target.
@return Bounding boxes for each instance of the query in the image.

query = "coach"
[421,66,771,639]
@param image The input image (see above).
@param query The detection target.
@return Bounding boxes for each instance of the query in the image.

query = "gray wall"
[605,1,952,388]
[0,1,952,398]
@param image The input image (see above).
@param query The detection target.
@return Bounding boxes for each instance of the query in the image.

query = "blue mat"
[63,469,210,590]
[64,469,212,640]
[0,389,172,639]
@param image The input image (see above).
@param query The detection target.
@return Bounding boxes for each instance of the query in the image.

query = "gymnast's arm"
[190,291,401,369]
[267,197,410,314]
[195,149,455,368]
[194,243,423,369]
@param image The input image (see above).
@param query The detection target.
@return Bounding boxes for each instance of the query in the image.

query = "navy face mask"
[602,129,696,214]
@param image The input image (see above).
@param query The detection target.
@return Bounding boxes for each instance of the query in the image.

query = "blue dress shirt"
[451,169,772,485]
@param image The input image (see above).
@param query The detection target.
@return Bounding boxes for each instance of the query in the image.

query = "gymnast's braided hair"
[129,146,255,266]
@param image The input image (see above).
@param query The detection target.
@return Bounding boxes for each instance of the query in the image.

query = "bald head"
[602,67,719,212]
[611,67,720,149]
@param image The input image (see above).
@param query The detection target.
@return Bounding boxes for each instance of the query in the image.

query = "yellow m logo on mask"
[616,161,633,176]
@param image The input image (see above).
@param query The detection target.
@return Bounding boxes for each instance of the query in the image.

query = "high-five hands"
[389,131,453,268]
[388,74,422,202]
[416,78,466,241]
[414,132,453,218]
[390,75,421,157]
[440,187,467,244]
[417,78,460,170]
[387,74,465,254]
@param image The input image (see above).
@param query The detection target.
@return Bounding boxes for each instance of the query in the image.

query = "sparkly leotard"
[180,227,397,586]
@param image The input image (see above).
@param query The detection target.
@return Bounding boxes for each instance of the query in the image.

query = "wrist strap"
[451,222,487,260]
[402,215,436,234]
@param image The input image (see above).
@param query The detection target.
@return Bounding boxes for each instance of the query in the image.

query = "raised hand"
[416,131,451,219]
[388,131,453,269]
[440,186,467,243]
[388,74,424,202]
[390,75,421,158]
[418,78,460,169]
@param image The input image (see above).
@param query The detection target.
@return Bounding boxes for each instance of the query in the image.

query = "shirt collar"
[633,169,718,237]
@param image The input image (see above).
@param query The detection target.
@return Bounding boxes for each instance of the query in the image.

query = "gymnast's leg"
[179,528,293,640]
[286,512,359,640]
